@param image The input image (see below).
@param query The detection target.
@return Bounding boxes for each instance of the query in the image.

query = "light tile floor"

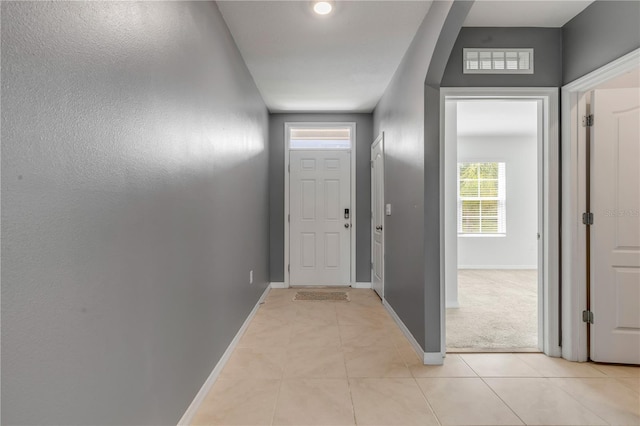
[192,288,640,426]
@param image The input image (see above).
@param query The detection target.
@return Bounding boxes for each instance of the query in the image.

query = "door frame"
[560,48,640,362]
[371,133,385,298]
[440,87,560,357]
[284,122,357,287]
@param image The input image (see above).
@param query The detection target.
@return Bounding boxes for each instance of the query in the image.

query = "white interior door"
[289,150,351,286]
[590,88,640,364]
[371,135,384,298]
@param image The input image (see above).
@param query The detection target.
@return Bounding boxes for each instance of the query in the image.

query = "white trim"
[560,48,640,362]
[382,299,444,365]
[440,87,561,359]
[352,282,372,289]
[563,49,640,92]
[458,265,538,270]
[177,285,271,426]
[424,352,445,365]
[370,132,385,299]
[443,100,458,310]
[269,282,288,289]
[284,122,357,287]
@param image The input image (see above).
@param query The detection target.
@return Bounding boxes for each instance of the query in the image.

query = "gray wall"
[423,1,474,354]
[269,113,373,283]
[441,27,563,87]
[563,0,640,84]
[1,2,269,425]
[372,1,469,351]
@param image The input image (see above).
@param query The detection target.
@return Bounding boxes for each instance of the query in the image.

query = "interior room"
[446,100,540,351]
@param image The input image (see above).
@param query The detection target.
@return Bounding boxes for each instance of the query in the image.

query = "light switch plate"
[385,204,391,216]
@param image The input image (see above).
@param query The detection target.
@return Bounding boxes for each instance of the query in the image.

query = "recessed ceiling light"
[313,1,333,15]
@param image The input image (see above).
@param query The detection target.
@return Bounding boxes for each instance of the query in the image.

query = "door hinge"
[288,164,290,172]
[582,114,594,127]
[370,160,374,168]
[582,212,594,226]
[287,264,290,272]
[370,261,373,270]
[288,214,290,223]
[582,310,594,324]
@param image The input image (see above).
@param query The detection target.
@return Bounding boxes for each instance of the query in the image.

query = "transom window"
[458,162,506,235]
[289,128,351,149]
[463,48,534,74]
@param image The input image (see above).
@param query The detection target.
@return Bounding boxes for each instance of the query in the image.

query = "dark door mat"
[294,291,350,301]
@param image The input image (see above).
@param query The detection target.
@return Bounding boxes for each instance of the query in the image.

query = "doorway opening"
[441,88,560,357]
[284,122,357,287]
[447,99,540,351]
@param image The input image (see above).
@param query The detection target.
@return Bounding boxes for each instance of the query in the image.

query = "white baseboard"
[458,265,538,270]
[269,282,288,289]
[424,352,445,365]
[446,301,460,308]
[382,300,442,366]
[352,282,372,289]
[177,285,271,426]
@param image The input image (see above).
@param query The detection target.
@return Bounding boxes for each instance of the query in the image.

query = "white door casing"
[590,88,640,364]
[440,87,560,358]
[371,134,384,298]
[560,49,639,362]
[289,150,351,286]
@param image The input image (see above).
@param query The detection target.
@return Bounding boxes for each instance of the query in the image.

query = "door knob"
[376,226,383,231]
[344,223,350,228]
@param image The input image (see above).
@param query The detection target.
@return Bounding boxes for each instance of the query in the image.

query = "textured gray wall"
[423,1,474,353]
[563,0,640,84]
[372,1,458,350]
[269,113,373,283]
[441,27,563,87]
[1,2,269,425]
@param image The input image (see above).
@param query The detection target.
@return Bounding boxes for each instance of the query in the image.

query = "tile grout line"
[540,377,613,425]
[457,354,528,426]
[477,373,610,425]
[268,376,285,426]
[269,294,292,426]
[412,377,444,426]
[383,298,443,425]
[337,302,358,425]
[476,376,528,425]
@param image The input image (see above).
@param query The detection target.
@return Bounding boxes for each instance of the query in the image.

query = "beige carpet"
[446,270,538,351]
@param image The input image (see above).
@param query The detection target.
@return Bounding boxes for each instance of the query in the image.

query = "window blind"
[457,162,506,235]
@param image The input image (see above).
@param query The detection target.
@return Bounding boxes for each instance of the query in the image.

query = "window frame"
[457,161,507,237]
[288,126,353,150]
[463,48,534,75]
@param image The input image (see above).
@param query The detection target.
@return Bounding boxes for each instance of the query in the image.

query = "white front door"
[289,150,351,286]
[371,135,384,298]
[590,88,640,364]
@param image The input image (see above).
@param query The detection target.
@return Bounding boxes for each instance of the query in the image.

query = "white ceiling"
[463,1,593,28]
[456,101,538,137]
[217,1,432,112]
[218,1,595,113]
